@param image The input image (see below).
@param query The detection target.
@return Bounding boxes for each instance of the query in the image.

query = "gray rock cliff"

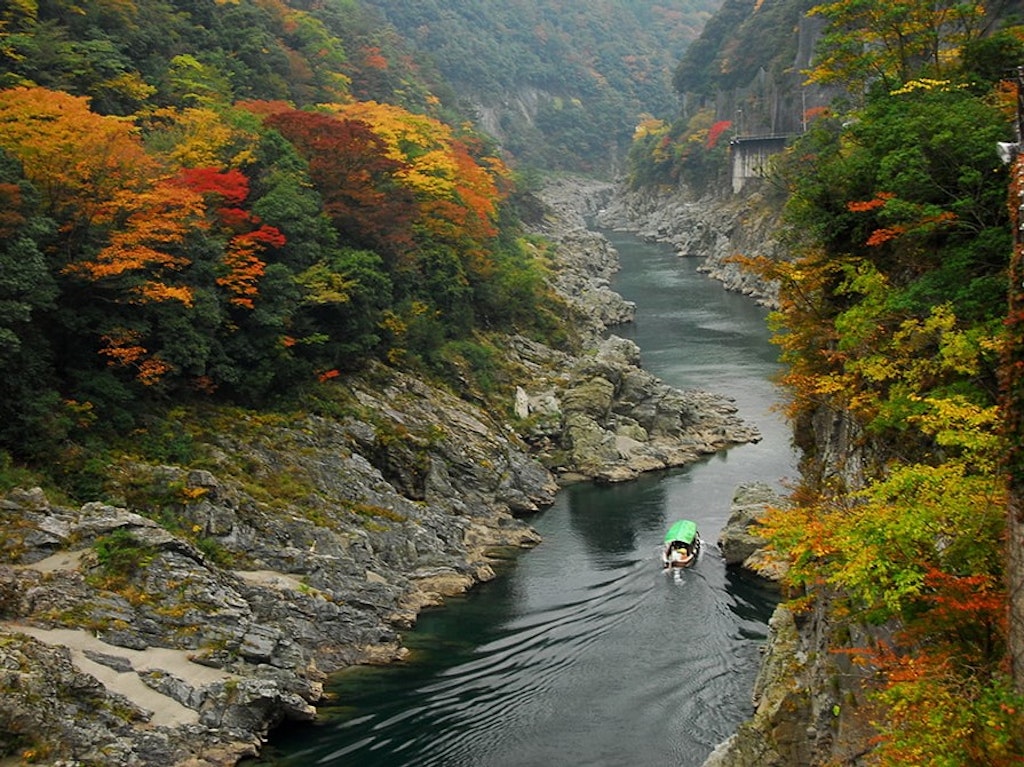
[596,183,787,307]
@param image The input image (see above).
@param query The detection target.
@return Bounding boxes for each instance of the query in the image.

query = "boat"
[662,519,700,568]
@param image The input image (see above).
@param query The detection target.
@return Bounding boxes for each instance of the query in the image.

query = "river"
[255,228,799,766]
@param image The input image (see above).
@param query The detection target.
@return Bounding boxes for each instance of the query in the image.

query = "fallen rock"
[717,483,789,581]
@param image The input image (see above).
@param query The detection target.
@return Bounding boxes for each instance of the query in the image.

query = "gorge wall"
[596,181,788,308]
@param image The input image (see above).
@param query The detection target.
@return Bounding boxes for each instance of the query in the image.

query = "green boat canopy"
[664,519,697,545]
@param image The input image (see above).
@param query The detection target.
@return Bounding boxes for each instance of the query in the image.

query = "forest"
[0,0,597,497]
[627,0,1024,763]
[355,0,721,171]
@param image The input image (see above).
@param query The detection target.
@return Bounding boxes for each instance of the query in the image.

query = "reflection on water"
[565,475,667,559]
[255,230,798,766]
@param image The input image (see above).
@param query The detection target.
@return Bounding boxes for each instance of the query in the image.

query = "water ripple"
[263,229,792,767]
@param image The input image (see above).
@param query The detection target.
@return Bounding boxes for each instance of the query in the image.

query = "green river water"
[256,227,799,766]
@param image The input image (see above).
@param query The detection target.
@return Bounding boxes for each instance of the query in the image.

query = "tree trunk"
[1004,149,1024,694]
[1011,495,1024,692]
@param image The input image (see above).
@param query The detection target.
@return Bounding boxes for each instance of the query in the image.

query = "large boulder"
[718,483,788,581]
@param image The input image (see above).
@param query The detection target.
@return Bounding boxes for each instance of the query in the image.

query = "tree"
[0,86,156,240]
[0,149,61,457]
[261,107,417,261]
[247,132,337,271]
[162,54,234,107]
[0,155,56,360]
[291,247,393,368]
[806,0,990,93]
[778,81,1010,322]
[325,101,509,326]
[141,106,260,169]
[747,26,1024,755]
[65,178,206,308]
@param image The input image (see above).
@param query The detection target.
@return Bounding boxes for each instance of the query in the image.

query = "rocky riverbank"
[712,486,860,767]
[0,176,763,766]
[595,182,787,307]
[602,179,881,767]
[705,425,880,767]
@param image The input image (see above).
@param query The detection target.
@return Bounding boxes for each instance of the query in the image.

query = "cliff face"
[712,483,879,767]
[0,177,763,766]
[703,594,878,767]
[595,182,787,307]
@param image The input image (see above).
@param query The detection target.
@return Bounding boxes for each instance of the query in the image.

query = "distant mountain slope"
[672,0,824,135]
[358,0,724,173]
[673,0,814,97]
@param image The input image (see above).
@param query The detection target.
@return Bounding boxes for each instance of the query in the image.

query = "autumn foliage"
[734,5,1024,763]
[0,87,157,231]
[0,79,547,457]
[262,108,417,259]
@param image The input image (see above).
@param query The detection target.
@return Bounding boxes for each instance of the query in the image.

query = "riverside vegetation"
[615,0,1024,764]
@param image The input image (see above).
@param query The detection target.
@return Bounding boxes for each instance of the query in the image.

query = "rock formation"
[717,483,788,582]
[596,183,787,308]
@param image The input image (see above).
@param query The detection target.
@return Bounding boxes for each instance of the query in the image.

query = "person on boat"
[663,519,699,567]
[665,541,694,567]
[675,541,694,566]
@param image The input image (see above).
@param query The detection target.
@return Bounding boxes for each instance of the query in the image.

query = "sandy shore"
[4,548,236,728]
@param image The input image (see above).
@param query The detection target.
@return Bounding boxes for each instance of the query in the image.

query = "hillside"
[358,0,723,173]
[673,0,821,134]
[0,0,729,482]
[0,0,574,479]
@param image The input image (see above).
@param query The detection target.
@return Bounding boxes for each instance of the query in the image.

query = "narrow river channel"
[256,228,799,766]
